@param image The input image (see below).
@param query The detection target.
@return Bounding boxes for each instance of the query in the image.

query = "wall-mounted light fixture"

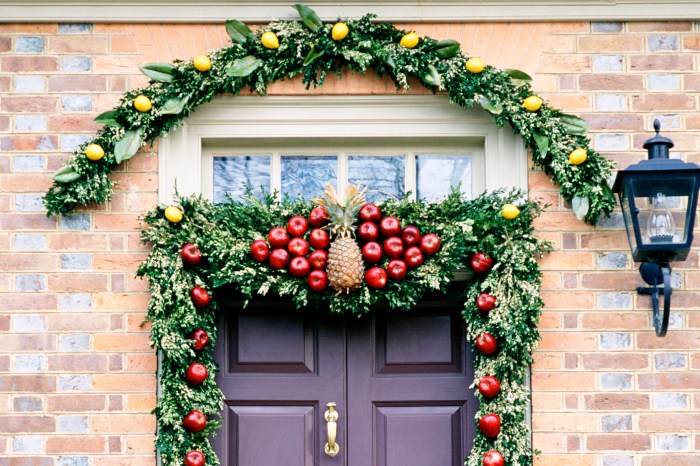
[612,119,700,337]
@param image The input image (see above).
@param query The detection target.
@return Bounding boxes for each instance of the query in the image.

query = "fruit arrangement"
[249,185,442,293]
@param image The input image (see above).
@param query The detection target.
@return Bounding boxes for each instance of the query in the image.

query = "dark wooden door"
[214,296,474,466]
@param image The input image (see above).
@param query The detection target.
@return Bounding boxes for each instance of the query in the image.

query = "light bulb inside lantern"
[646,192,676,243]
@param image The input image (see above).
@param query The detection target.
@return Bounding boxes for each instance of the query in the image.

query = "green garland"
[137,188,550,466]
[43,4,615,224]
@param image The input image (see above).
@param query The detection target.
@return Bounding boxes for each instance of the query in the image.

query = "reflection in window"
[416,155,472,201]
[348,156,405,203]
[213,156,270,203]
[282,156,337,200]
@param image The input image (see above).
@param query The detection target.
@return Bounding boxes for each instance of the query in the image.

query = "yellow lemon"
[569,148,588,165]
[332,22,349,41]
[501,203,520,220]
[400,32,419,49]
[164,206,183,223]
[261,31,280,49]
[133,95,152,112]
[84,143,105,161]
[193,55,211,72]
[465,57,485,74]
[522,95,543,112]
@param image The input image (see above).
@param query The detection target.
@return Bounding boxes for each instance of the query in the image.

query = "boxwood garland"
[43,4,615,224]
[137,188,551,466]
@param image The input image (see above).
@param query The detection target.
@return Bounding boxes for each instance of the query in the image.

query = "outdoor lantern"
[612,119,700,336]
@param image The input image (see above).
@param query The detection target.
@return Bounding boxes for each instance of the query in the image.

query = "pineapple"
[313,184,366,294]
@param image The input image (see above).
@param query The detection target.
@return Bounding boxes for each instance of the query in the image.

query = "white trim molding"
[3,1,700,23]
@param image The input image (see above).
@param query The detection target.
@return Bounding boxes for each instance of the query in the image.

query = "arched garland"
[43,5,615,224]
[137,188,550,466]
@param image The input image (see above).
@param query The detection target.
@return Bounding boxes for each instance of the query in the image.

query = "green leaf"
[572,195,590,220]
[477,95,503,115]
[226,56,262,77]
[114,128,143,164]
[433,40,460,59]
[140,62,176,83]
[225,19,252,44]
[94,110,120,127]
[422,65,441,87]
[303,47,325,66]
[532,131,549,158]
[51,165,81,183]
[160,96,189,115]
[504,68,532,85]
[384,55,396,69]
[293,4,323,31]
[560,113,589,135]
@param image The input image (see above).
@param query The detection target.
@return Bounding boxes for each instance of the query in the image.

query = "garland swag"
[43,5,615,224]
[138,189,550,466]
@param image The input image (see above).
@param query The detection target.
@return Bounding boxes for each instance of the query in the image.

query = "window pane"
[348,156,405,203]
[416,155,472,201]
[213,156,270,203]
[282,156,337,200]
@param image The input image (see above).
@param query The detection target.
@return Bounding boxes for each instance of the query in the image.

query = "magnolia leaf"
[140,62,176,83]
[560,113,589,135]
[303,47,325,66]
[94,110,120,127]
[226,56,262,77]
[225,19,252,44]
[504,68,532,85]
[384,55,396,69]
[114,128,143,164]
[52,165,81,183]
[422,65,441,87]
[533,131,549,158]
[572,195,590,220]
[293,4,323,31]
[433,40,460,59]
[160,96,189,115]
[477,95,503,115]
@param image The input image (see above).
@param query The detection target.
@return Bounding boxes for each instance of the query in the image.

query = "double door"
[213,295,475,465]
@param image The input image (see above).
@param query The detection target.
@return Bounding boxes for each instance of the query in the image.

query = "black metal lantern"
[612,119,700,336]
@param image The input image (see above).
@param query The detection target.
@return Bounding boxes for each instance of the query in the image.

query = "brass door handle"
[324,402,339,457]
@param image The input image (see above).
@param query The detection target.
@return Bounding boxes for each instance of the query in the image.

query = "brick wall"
[0,19,699,466]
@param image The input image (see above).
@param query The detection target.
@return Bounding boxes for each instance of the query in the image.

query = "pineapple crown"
[312,184,367,238]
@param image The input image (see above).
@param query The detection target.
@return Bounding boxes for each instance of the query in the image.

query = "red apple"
[482,450,504,466]
[250,239,270,263]
[184,450,205,466]
[190,286,210,308]
[309,249,328,270]
[364,266,388,289]
[401,225,421,247]
[419,233,441,256]
[269,248,290,269]
[479,413,501,439]
[362,241,383,264]
[287,215,309,237]
[190,329,209,352]
[308,270,328,292]
[268,227,290,249]
[379,216,401,237]
[309,206,329,228]
[386,259,408,281]
[183,409,207,433]
[309,228,330,250]
[359,203,381,223]
[476,293,496,313]
[287,237,309,257]
[478,375,501,399]
[181,243,202,266]
[470,252,494,274]
[475,332,498,356]
[358,221,380,242]
[403,246,424,269]
[185,362,208,385]
[383,237,404,259]
[289,256,311,278]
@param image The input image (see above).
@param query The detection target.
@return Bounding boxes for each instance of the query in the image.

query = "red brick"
[0,315,9,331]
[534,455,596,466]
[92,414,156,433]
[3,293,57,311]
[48,115,102,132]
[1,56,58,72]
[48,354,107,372]
[48,273,109,292]
[539,332,598,350]
[126,354,157,373]
[639,414,700,431]
[531,372,596,391]
[581,272,640,290]
[584,394,649,410]
[683,36,700,51]
[47,395,105,412]
[579,75,643,91]
[47,314,110,331]
[48,75,107,92]
[0,415,54,432]
[581,353,649,370]
[638,330,700,348]
[94,214,144,231]
[0,253,57,270]
[642,456,700,466]
[578,35,644,52]
[631,93,695,111]
[630,55,694,71]
[581,313,648,330]
[93,333,151,352]
[638,373,700,390]
[532,413,597,431]
[685,75,700,92]
[580,232,629,250]
[1,96,58,113]
[580,113,643,131]
[586,434,651,451]
[541,291,595,309]
[0,37,11,52]
[629,22,693,32]
[2,335,55,351]
[48,36,109,53]
[48,233,108,251]
[46,436,106,454]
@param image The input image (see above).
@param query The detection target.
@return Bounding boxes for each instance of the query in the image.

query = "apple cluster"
[356,203,441,289]
[250,207,332,292]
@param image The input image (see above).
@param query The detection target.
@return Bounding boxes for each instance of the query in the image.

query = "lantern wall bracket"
[636,262,671,337]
